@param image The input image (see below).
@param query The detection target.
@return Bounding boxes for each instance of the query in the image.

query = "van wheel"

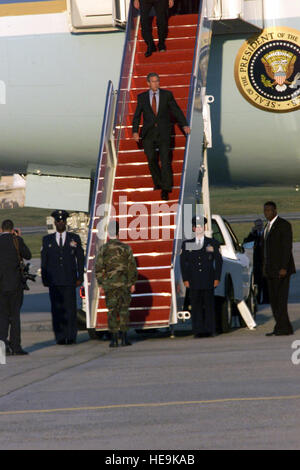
[220,292,233,333]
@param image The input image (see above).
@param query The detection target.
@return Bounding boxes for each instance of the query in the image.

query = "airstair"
[84,0,264,333]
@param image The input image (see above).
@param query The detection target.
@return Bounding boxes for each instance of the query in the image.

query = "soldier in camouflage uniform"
[95,221,138,347]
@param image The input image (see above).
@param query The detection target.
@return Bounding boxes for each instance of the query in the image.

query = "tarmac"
[0,245,299,450]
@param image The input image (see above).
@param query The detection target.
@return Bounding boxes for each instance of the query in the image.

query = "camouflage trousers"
[105,287,132,333]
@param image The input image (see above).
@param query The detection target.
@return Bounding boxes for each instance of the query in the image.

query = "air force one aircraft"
[0,0,299,213]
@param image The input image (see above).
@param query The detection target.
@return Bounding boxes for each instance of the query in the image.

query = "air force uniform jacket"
[180,236,223,290]
[41,232,84,287]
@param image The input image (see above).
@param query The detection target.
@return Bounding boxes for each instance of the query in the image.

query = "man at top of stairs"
[134,0,174,57]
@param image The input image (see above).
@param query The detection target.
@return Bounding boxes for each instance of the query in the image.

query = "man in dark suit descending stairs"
[134,0,174,57]
[132,73,190,200]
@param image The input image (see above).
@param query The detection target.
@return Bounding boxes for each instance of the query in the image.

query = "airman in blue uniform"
[180,216,223,337]
[41,210,84,345]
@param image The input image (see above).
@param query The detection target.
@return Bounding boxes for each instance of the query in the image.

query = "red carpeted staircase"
[95,13,198,329]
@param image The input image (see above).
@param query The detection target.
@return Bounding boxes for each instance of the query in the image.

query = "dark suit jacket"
[243,230,264,271]
[0,233,31,292]
[41,232,84,287]
[180,237,223,290]
[263,217,296,279]
[132,88,188,141]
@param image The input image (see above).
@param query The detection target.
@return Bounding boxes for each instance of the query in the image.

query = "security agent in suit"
[0,219,31,355]
[132,73,190,200]
[263,201,295,336]
[134,0,174,57]
[180,216,223,337]
[41,210,84,345]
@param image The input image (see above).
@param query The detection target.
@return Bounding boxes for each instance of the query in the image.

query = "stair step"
[112,173,181,190]
[122,125,187,140]
[115,160,183,177]
[136,49,194,65]
[168,13,198,26]
[96,308,171,329]
[137,267,171,279]
[131,74,191,88]
[134,280,172,294]
[111,187,180,203]
[137,24,197,40]
[134,252,172,267]
[133,60,193,76]
[119,134,187,151]
[117,148,185,164]
[136,37,196,53]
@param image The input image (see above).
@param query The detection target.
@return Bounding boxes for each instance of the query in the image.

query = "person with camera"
[0,219,31,355]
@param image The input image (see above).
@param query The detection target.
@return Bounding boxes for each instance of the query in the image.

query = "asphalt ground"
[0,246,299,450]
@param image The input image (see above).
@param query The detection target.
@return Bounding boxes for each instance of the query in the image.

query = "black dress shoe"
[145,43,156,57]
[161,190,169,201]
[158,42,166,52]
[11,349,29,355]
[56,339,66,345]
[109,333,119,348]
[265,332,275,336]
[121,332,132,347]
[66,339,76,345]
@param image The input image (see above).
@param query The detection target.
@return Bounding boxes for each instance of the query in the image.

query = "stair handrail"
[114,3,140,155]
[84,80,117,326]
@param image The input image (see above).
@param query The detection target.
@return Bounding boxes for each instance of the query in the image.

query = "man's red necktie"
[152,93,157,115]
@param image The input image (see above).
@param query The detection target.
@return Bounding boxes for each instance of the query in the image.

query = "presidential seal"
[235,27,300,112]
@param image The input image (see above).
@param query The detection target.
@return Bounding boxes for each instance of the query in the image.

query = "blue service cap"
[51,210,69,222]
[192,215,207,227]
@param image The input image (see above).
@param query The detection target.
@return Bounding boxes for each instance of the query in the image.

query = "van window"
[223,219,244,253]
[211,220,225,245]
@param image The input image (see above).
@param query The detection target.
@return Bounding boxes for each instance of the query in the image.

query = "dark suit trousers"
[267,277,293,334]
[0,288,23,350]
[143,129,172,191]
[49,286,77,342]
[140,0,168,46]
[190,288,215,335]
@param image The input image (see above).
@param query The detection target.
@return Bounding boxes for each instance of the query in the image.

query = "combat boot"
[121,331,132,347]
[109,333,119,348]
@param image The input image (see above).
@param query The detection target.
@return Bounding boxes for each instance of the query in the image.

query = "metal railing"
[84,80,117,328]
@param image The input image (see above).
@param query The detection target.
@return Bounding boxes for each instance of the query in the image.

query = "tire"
[219,278,235,333]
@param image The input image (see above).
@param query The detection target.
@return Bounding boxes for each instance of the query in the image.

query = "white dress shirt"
[196,236,204,248]
[56,231,67,246]
[264,215,278,238]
